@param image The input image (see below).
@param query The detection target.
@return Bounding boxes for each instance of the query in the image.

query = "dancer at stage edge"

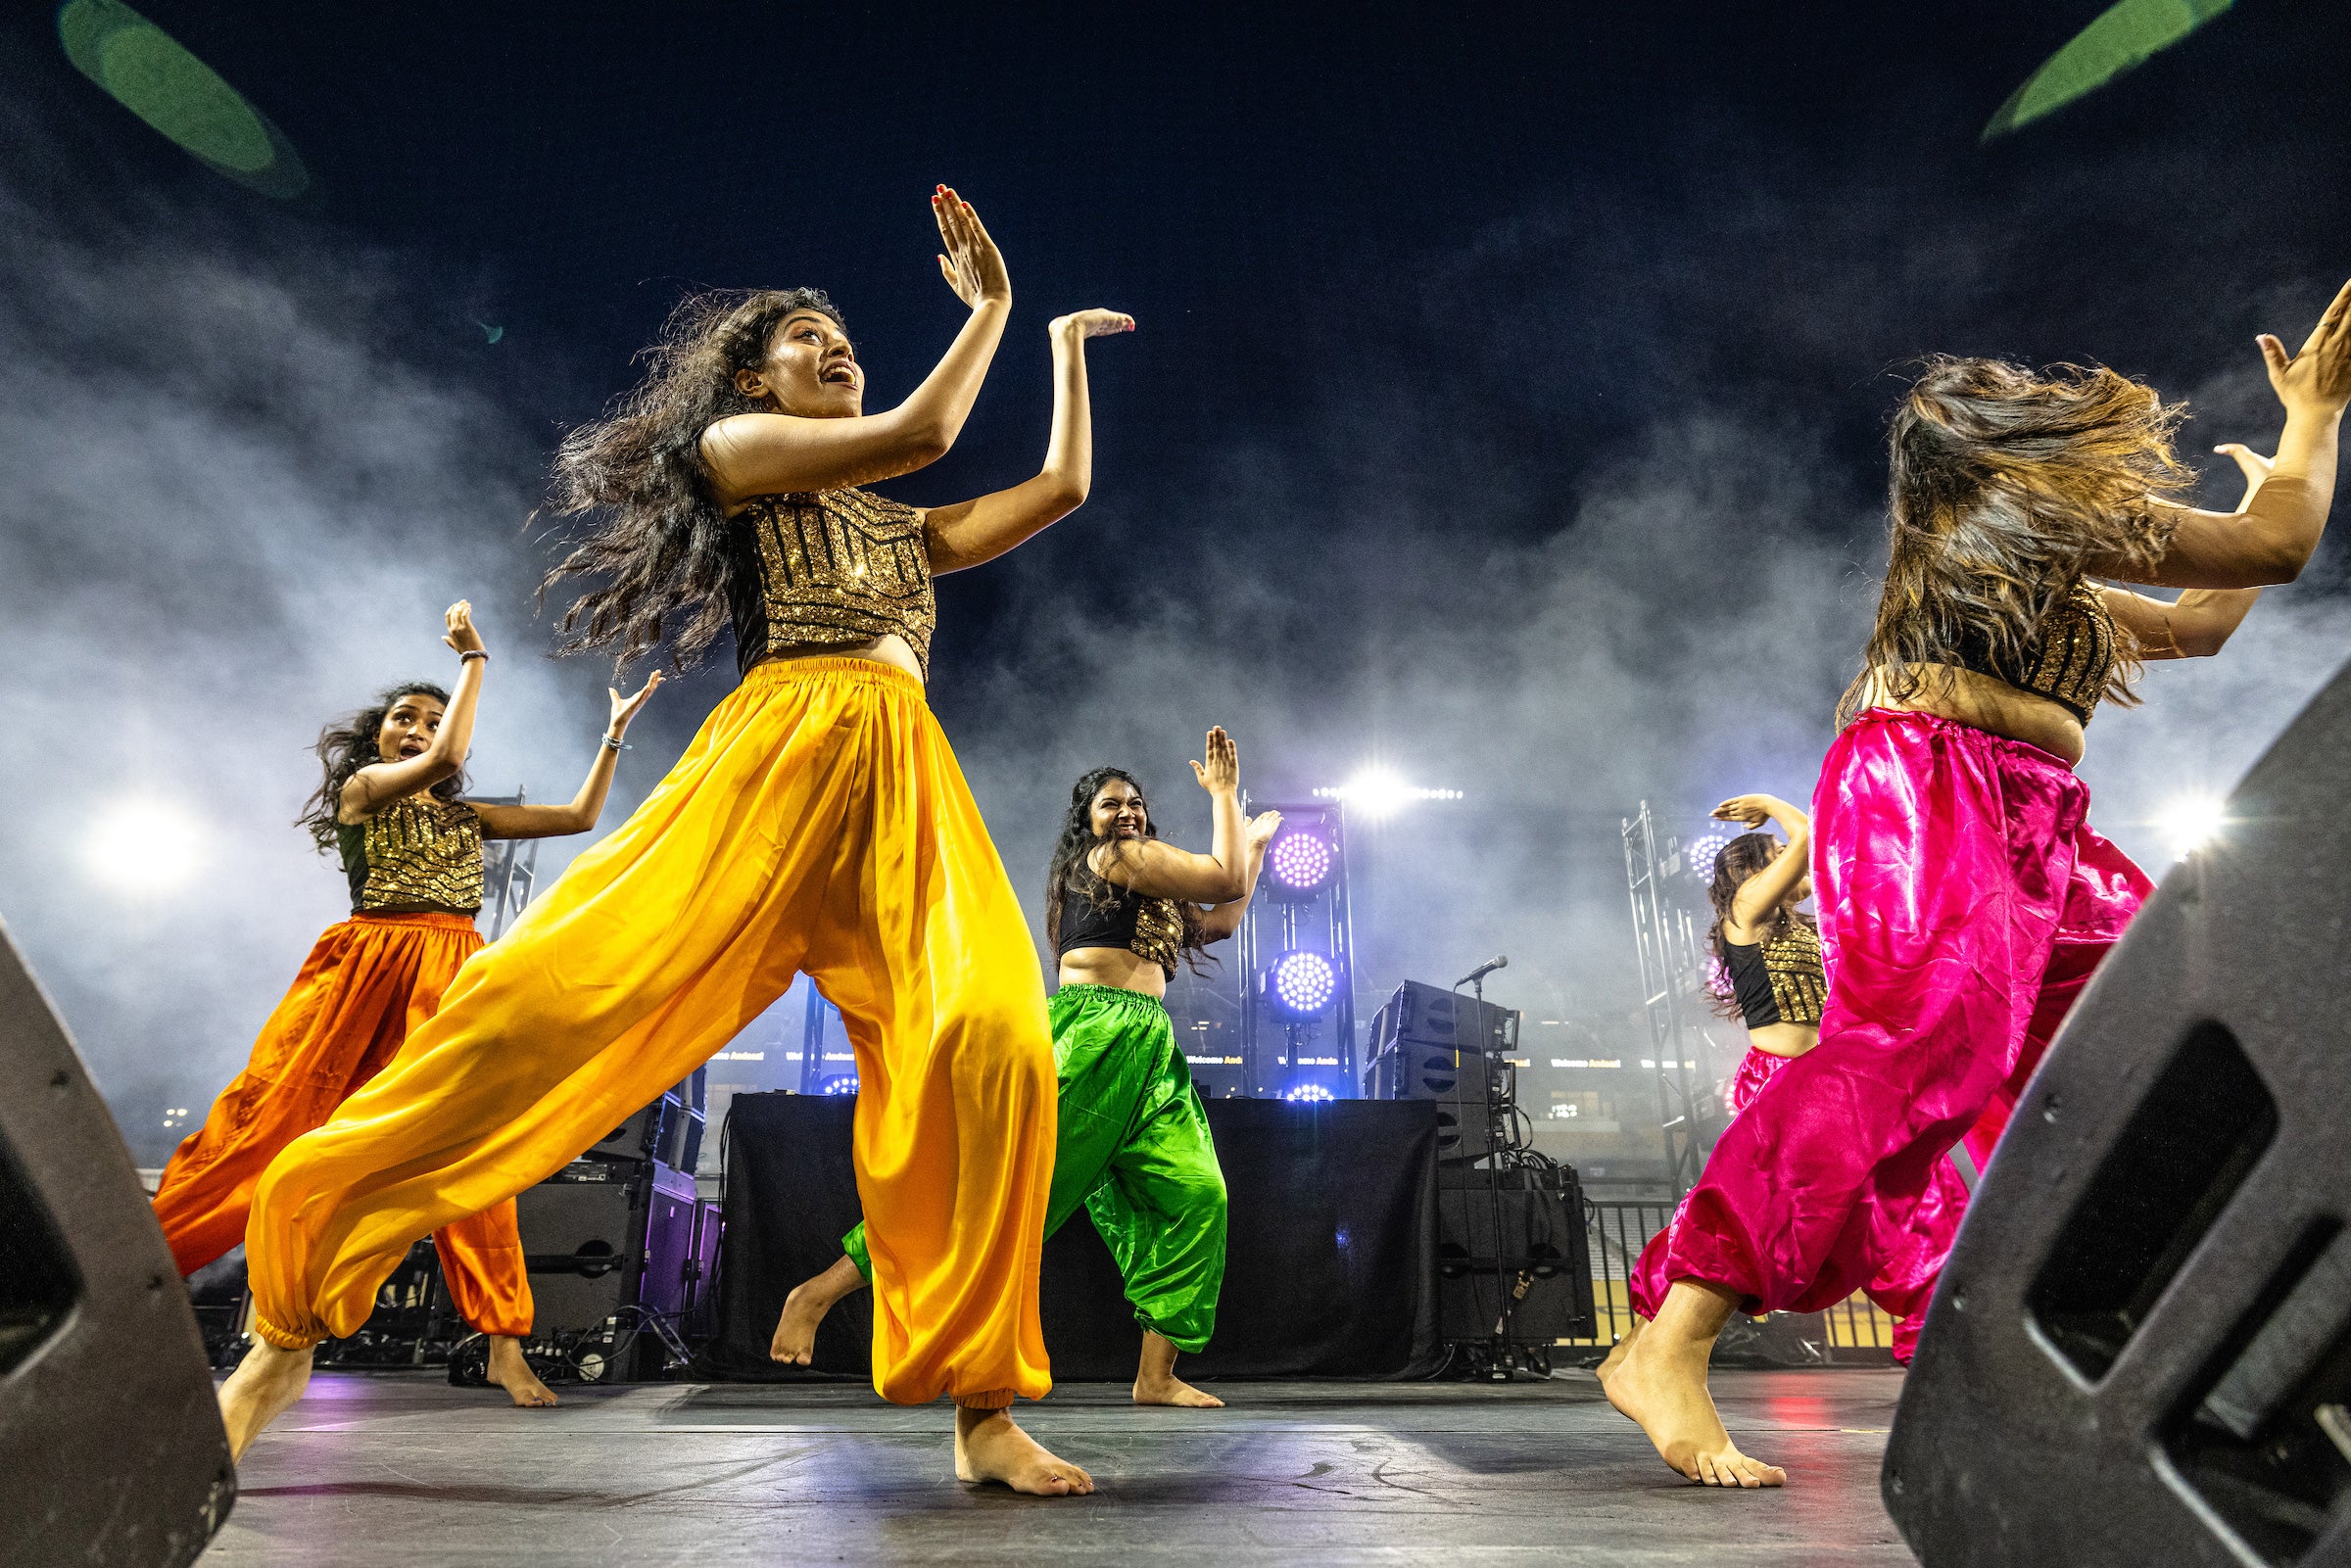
[220,188,1130,1495]
[151,600,662,1409]
[1692,792,1963,1366]
[771,733,1280,1407]
[1607,275,2351,1488]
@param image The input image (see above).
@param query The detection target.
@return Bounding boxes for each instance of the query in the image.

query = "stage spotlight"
[818,1074,859,1097]
[84,797,206,894]
[2156,793,2228,859]
[1267,826,1337,894]
[1267,951,1338,1019]
[1282,1084,1335,1104]
[1685,830,1731,877]
[1312,769,1462,822]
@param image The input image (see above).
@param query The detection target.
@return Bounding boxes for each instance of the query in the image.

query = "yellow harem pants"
[245,658,1059,1407]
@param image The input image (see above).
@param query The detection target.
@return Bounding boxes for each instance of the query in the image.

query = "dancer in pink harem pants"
[1602,282,2351,1486]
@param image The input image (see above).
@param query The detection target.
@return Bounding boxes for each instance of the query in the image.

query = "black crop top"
[1721,922,1826,1029]
[726,489,936,677]
[1946,579,2117,724]
[1056,881,1185,980]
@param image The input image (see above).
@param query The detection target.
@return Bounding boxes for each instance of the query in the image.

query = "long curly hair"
[540,287,847,673]
[1044,767,1215,975]
[1838,356,2191,725]
[1703,832,1815,1022]
[296,682,466,852]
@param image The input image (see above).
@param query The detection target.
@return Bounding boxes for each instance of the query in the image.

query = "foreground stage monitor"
[0,918,234,1567]
[1885,661,2351,1567]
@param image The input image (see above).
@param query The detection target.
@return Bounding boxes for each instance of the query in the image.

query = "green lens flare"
[57,0,310,199]
[1982,0,2232,142]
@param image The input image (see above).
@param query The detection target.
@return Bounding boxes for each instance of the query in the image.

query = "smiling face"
[736,309,863,418]
[374,691,448,765]
[1089,779,1150,843]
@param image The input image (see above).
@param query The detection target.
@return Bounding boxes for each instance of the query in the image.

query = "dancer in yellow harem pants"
[247,658,1058,1409]
[224,185,1130,1495]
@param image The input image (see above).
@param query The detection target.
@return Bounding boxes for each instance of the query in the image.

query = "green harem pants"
[844,982,1226,1353]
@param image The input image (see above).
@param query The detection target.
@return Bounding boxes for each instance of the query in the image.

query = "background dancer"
[771,732,1279,1409]
[150,600,661,1409]
[1607,276,2351,1488]
[218,188,1131,1497]
[1699,793,1822,1113]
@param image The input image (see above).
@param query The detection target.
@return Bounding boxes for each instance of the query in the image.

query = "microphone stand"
[1454,964,1520,1377]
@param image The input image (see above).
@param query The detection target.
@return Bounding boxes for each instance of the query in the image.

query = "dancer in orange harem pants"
[246,658,1059,1410]
[152,912,529,1336]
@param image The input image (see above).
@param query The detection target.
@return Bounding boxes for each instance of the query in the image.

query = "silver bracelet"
[601,734,628,751]
[458,649,489,663]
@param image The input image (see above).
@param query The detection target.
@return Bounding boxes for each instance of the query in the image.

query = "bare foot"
[1604,1321,1785,1488]
[1133,1330,1223,1406]
[217,1340,313,1462]
[1596,1316,1646,1384]
[486,1336,557,1407]
[770,1254,866,1366]
[954,1405,1096,1496]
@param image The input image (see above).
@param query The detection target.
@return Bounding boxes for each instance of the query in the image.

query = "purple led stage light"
[1282,1083,1335,1103]
[1268,950,1337,1017]
[1267,828,1336,893]
[819,1074,859,1096]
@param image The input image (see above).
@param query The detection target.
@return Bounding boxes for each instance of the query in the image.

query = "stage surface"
[205,1368,1913,1565]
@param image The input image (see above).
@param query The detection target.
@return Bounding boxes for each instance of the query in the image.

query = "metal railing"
[1561,1198,1895,1363]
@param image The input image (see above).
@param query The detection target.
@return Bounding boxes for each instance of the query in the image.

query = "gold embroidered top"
[1128,897,1186,981]
[1948,579,2118,724]
[1761,924,1826,1027]
[726,489,936,677]
[338,795,484,915]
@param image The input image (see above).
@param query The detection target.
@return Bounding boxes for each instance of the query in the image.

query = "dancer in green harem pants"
[775,728,1278,1407]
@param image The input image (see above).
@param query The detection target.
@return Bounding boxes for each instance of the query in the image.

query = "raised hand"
[1049,309,1136,342]
[443,600,485,656]
[608,669,665,736]
[934,185,1010,309]
[1246,810,1283,851]
[2260,275,2351,415]
[1190,726,1239,796]
[2215,442,2276,489]
[1711,794,1774,828]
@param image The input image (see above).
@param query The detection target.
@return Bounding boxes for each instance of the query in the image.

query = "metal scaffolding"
[1621,801,1719,1196]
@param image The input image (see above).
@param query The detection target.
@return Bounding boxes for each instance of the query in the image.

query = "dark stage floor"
[203,1368,1916,1565]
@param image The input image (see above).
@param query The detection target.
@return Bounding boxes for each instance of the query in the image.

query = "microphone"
[1456,954,1508,987]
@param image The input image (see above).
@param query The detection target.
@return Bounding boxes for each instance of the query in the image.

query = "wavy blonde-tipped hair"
[1839,356,2193,725]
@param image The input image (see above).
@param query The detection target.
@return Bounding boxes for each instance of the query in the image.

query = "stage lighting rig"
[1312,769,1463,823]
[1237,797,1359,1100]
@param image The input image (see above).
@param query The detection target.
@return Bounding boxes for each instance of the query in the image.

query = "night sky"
[5,1,2348,1157]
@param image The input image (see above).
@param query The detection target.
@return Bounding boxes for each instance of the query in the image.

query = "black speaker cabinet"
[1885,660,2351,1568]
[0,920,233,1566]
[1436,1162,1596,1345]
[517,1157,696,1376]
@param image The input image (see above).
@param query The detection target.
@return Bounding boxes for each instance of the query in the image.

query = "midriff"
[1746,1022,1818,1060]
[1857,662,2085,766]
[746,633,924,681]
[1058,949,1169,1001]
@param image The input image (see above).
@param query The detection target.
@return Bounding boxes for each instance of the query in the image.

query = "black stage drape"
[698,1093,1442,1382]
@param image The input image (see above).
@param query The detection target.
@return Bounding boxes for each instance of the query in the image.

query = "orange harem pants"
[244,658,1059,1408]
[150,912,532,1339]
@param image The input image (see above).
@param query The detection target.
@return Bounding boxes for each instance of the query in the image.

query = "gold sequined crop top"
[1056,883,1186,980]
[1948,579,2117,725]
[726,489,936,677]
[1722,921,1826,1029]
[338,795,484,916]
